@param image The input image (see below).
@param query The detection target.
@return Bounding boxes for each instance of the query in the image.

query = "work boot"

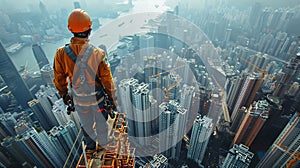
[85,148,97,159]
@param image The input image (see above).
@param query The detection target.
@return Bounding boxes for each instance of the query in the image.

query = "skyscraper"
[73,1,81,9]
[18,127,64,167]
[28,99,55,131]
[0,42,34,109]
[118,78,154,145]
[0,112,17,138]
[222,144,254,168]
[131,82,151,145]
[180,84,196,125]
[32,44,49,70]
[39,1,49,18]
[187,115,213,167]
[35,85,59,127]
[159,100,187,160]
[223,28,232,47]
[139,35,154,50]
[231,73,263,122]
[230,107,247,133]
[1,137,36,167]
[226,75,244,112]
[40,64,54,86]
[35,85,59,112]
[273,52,300,98]
[52,99,69,126]
[231,100,269,147]
[49,121,80,167]
[257,112,300,168]
[249,2,262,28]
[143,154,168,168]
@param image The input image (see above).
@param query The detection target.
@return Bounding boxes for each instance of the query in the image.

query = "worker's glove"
[62,94,75,115]
[103,97,117,119]
[66,100,75,115]
[62,93,72,105]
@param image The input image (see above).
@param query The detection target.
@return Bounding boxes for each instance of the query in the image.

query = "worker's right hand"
[62,93,73,105]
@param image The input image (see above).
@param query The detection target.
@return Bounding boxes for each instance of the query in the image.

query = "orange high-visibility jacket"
[53,37,117,103]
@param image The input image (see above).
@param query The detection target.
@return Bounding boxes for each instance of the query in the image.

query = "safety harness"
[64,44,106,106]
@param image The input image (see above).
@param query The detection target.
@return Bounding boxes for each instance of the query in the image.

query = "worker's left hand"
[62,93,73,105]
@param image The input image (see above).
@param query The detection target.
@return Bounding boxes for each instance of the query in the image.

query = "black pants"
[76,105,109,150]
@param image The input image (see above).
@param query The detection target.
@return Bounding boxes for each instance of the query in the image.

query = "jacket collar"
[70,37,89,44]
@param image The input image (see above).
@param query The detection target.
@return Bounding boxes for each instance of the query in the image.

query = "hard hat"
[68,9,92,33]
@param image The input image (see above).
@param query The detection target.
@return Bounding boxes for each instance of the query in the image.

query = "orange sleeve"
[53,48,68,96]
[97,50,117,101]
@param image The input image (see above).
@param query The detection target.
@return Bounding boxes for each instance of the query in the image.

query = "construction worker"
[53,9,117,151]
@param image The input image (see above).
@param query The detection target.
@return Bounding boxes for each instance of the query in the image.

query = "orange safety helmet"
[68,9,92,33]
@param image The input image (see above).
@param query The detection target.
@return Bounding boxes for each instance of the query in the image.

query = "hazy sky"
[228,0,300,9]
[0,0,129,14]
[0,0,299,14]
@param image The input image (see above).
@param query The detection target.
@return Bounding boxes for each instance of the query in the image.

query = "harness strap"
[66,45,94,84]
[64,44,77,63]
[63,44,109,105]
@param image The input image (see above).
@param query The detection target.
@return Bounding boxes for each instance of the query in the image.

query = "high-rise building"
[245,53,268,74]
[257,112,300,168]
[230,107,247,133]
[231,73,263,122]
[0,42,34,109]
[223,28,232,47]
[40,64,54,86]
[226,75,244,112]
[19,127,65,167]
[117,43,129,58]
[273,52,300,98]
[0,112,17,138]
[159,100,187,160]
[131,82,151,145]
[48,126,68,164]
[28,99,54,131]
[249,2,263,28]
[143,154,168,168]
[1,137,36,167]
[39,1,49,18]
[139,35,154,50]
[73,1,81,9]
[187,115,213,167]
[222,144,254,168]
[35,85,59,127]
[180,84,195,123]
[35,85,59,112]
[231,100,269,147]
[49,121,80,167]
[32,44,49,70]
[52,99,70,126]
[118,78,155,145]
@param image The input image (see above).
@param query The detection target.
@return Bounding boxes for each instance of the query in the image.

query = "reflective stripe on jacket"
[53,37,117,101]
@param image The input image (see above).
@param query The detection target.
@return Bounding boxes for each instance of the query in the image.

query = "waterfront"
[10,39,68,71]
[9,0,169,72]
